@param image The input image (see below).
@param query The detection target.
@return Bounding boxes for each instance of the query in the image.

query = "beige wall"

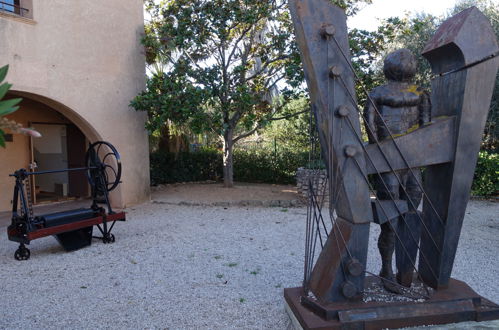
[0,0,150,211]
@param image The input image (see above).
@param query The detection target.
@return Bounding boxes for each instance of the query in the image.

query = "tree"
[132,0,371,187]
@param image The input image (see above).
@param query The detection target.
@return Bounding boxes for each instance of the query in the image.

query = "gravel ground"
[0,199,497,329]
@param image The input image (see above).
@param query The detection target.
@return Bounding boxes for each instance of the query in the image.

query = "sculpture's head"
[383,49,417,82]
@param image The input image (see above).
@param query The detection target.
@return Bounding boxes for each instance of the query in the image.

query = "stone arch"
[10,90,102,143]
[7,90,123,208]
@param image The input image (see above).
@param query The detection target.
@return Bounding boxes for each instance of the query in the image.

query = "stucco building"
[0,0,150,211]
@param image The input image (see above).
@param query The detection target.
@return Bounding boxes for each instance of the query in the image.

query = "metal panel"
[418,7,499,289]
[289,0,372,303]
[365,116,455,174]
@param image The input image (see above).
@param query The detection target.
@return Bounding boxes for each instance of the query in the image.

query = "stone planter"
[296,167,328,203]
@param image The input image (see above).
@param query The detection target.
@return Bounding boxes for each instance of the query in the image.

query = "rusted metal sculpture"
[286,1,499,328]
[365,48,430,293]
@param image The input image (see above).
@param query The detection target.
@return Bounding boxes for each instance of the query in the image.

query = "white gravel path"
[0,200,497,329]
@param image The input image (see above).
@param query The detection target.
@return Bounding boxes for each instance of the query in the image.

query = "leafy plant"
[0,65,22,147]
[133,0,371,187]
[0,65,40,147]
[472,151,499,197]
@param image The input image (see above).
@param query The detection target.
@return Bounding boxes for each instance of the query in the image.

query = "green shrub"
[233,148,309,184]
[150,149,222,185]
[471,151,499,197]
[149,147,309,185]
[150,148,498,196]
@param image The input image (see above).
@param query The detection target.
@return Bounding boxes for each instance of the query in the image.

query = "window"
[0,0,30,17]
[1,0,19,14]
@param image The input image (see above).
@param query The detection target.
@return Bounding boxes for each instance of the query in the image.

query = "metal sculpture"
[7,141,125,260]
[365,48,430,293]
[286,1,499,328]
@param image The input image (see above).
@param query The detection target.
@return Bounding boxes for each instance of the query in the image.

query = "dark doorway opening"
[31,123,89,204]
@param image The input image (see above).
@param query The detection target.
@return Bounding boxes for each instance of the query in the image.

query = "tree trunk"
[158,124,171,152]
[222,131,234,188]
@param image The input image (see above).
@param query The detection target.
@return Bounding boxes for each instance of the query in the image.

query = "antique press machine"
[286,1,499,328]
[7,141,125,260]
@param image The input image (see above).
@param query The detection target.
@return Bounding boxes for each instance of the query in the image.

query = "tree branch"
[269,109,308,121]
[233,108,308,144]
[244,55,288,82]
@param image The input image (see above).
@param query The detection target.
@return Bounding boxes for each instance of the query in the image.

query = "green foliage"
[133,0,304,137]
[149,149,222,185]
[134,0,372,185]
[471,151,499,197]
[149,146,309,185]
[258,97,311,151]
[0,65,22,147]
[233,147,308,184]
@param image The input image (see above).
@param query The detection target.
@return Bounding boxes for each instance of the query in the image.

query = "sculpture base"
[284,277,499,329]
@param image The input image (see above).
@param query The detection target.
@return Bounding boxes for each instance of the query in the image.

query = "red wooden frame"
[8,212,126,241]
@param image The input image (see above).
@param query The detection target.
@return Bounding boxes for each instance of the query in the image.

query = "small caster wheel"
[103,234,115,244]
[14,246,30,261]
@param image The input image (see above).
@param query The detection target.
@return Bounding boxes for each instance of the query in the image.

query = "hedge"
[150,149,498,198]
[471,151,499,197]
[150,150,222,185]
[150,148,309,186]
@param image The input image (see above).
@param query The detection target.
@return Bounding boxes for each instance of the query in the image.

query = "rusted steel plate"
[423,7,499,74]
[289,0,372,303]
[289,0,372,225]
[364,116,455,174]
[284,277,499,329]
[418,7,499,289]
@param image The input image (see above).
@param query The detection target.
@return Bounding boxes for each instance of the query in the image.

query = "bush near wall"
[149,149,223,185]
[471,151,499,197]
[150,149,498,198]
[233,148,309,184]
[149,148,309,185]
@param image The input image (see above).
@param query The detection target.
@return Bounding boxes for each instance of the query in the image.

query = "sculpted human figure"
[363,49,431,293]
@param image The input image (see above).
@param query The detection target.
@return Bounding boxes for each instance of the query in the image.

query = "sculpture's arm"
[363,96,378,143]
[419,90,432,126]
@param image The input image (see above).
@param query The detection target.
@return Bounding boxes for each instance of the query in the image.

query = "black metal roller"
[85,141,122,193]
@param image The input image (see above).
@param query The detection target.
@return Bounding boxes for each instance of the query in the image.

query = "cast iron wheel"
[103,233,115,244]
[14,246,30,261]
[86,141,122,194]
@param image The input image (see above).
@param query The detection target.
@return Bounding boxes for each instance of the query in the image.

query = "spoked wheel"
[14,244,30,261]
[86,141,122,194]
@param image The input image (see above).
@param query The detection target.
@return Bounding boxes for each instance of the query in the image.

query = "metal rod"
[10,167,98,177]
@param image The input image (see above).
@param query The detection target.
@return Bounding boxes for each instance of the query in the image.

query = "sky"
[347,0,465,31]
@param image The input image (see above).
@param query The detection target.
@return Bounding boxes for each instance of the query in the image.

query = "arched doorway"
[0,91,109,211]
